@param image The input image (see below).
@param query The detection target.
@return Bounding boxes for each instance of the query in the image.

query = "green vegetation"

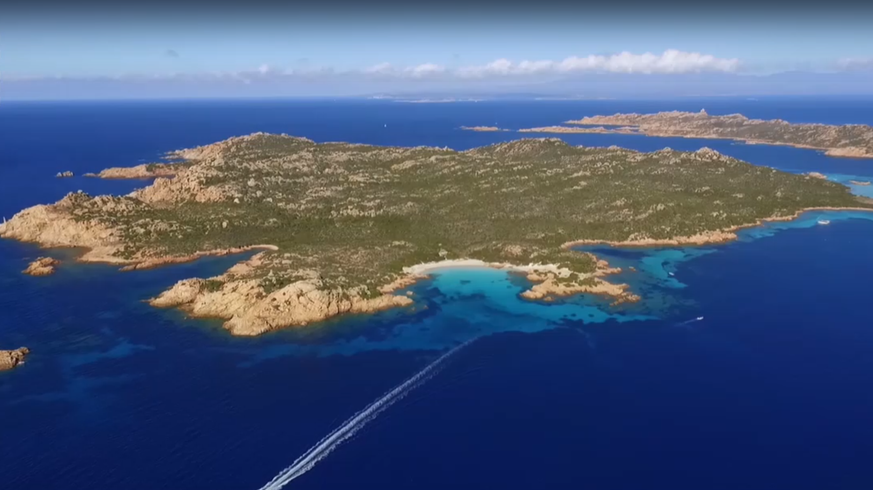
[203,279,224,292]
[61,134,870,290]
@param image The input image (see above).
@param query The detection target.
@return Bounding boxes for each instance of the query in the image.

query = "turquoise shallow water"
[3,98,873,490]
[820,173,873,199]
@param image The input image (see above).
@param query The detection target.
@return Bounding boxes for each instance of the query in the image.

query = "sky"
[2,1,873,99]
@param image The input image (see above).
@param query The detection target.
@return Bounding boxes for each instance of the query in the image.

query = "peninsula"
[1,134,868,335]
[559,110,873,158]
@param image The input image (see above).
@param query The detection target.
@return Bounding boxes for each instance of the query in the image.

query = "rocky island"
[555,110,873,158]
[23,256,60,276]
[0,347,29,371]
[1,133,869,335]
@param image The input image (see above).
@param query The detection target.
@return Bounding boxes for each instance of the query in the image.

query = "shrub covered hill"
[2,133,868,335]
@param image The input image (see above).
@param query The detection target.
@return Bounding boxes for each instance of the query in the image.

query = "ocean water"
[2,97,873,489]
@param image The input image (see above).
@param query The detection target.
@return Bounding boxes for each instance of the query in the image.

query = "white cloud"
[837,57,873,71]
[0,50,743,86]
[364,62,394,74]
[404,63,446,78]
[457,50,740,78]
[363,62,447,78]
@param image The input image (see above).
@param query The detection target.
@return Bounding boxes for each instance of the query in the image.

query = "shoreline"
[394,257,637,305]
[0,231,280,272]
[117,245,280,271]
[402,258,573,277]
[562,207,873,249]
[6,205,873,301]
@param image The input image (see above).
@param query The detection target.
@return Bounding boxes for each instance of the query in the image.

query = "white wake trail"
[257,340,474,490]
[675,316,705,327]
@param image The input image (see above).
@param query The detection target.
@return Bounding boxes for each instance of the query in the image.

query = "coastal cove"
[3,98,873,490]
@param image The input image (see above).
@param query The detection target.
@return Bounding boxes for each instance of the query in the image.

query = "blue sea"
[2,97,873,490]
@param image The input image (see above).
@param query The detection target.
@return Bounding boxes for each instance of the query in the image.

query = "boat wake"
[674,316,704,327]
[256,339,475,490]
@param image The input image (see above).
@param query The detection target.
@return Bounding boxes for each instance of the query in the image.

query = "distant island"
[2,134,869,335]
[559,110,873,158]
[459,126,507,132]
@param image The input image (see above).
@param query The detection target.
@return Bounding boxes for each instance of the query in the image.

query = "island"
[1,133,869,336]
[555,110,873,158]
[459,126,506,132]
[23,256,60,276]
[56,171,74,178]
[0,347,29,371]
[850,180,871,186]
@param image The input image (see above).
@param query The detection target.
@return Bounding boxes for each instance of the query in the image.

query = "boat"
[696,316,704,321]
[818,220,831,225]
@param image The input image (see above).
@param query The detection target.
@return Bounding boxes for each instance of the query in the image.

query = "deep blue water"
[2,97,873,490]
